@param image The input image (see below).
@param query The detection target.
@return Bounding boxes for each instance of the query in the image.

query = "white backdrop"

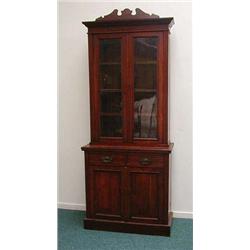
[58,1,192,218]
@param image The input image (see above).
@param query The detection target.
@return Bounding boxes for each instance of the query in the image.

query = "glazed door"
[127,32,166,144]
[126,167,164,224]
[92,34,128,142]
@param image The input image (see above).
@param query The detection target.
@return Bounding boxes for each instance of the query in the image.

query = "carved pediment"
[96,8,159,21]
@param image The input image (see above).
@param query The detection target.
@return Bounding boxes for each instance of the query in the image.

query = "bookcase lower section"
[84,212,173,236]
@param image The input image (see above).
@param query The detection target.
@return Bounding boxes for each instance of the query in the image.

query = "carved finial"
[135,8,159,19]
[121,8,133,17]
[95,8,159,21]
[96,9,119,21]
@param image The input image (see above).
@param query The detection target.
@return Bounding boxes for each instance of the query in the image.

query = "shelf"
[134,113,156,117]
[135,61,156,65]
[100,62,121,66]
[134,89,156,93]
[101,113,122,116]
[101,89,122,92]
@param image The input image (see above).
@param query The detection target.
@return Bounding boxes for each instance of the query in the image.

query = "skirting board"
[57,202,193,219]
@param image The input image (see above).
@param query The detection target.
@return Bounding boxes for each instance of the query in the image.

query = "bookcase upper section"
[82,8,174,30]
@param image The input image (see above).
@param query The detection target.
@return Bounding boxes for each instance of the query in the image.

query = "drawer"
[127,153,165,168]
[87,152,126,166]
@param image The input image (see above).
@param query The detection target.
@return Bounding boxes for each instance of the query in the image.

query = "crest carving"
[96,8,159,21]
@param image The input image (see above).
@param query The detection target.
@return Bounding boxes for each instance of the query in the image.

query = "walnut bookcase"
[81,8,174,236]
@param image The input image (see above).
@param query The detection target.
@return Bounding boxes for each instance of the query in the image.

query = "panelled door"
[126,167,164,224]
[90,165,125,220]
[89,164,164,223]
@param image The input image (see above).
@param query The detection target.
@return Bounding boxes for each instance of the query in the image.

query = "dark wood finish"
[82,143,174,153]
[91,166,124,220]
[84,212,173,236]
[82,9,174,236]
[88,152,126,166]
[95,8,159,21]
[127,167,164,223]
[127,153,165,168]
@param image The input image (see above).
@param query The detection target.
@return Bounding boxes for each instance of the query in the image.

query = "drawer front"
[127,153,165,168]
[88,152,126,166]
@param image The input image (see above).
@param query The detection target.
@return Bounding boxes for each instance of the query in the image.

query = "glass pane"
[134,92,157,138]
[135,64,156,90]
[101,115,122,137]
[99,39,122,137]
[134,37,158,139]
[100,39,121,63]
[100,65,121,89]
[101,92,122,113]
[134,37,157,62]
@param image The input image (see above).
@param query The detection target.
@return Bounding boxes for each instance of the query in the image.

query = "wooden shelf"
[101,112,121,116]
[101,89,121,92]
[134,113,156,117]
[134,89,156,93]
[135,61,156,65]
[100,62,121,65]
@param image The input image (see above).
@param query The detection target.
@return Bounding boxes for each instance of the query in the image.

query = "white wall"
[58,1,192,218]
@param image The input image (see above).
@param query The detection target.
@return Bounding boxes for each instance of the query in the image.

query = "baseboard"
[57,202,193,219]
[58,202,86,211]
[172,210,193,219]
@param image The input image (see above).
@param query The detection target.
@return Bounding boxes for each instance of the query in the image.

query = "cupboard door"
[93,34,128,142]
[127,32,165,143]
[91,166,124,220]
[127,167,164,224]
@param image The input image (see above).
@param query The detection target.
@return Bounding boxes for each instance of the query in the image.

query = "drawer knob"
[140,157,151,165]
[101,156,113,163]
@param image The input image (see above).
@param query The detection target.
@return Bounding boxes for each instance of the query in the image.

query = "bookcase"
[81,8,174,236]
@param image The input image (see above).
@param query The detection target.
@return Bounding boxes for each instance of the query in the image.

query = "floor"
[58,209,193,250]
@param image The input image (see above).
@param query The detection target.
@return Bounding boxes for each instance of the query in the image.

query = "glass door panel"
[133,37,158,139]
[99,39,122,137]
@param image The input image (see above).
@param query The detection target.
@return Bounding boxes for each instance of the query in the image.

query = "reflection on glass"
[99,39,122,137]
[134,37,158,138]
[134,37,157,62]
[134,93,157,138]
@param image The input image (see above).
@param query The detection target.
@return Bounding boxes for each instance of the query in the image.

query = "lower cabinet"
[84,150,171,236]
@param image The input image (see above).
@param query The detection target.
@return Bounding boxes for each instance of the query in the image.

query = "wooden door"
[126,167,164,224]
[127,32,167,145]
[91,33,129,143]
[90,166,125,220]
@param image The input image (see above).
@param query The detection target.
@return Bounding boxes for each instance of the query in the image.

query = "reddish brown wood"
[95,8,159,22]
[127,167,163,224]
[84,212,173,236]
[82,143,174,153]
[92,166,123,220]
[81,9,174,236]
[88,152,126,166]
[127,153,165,168]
